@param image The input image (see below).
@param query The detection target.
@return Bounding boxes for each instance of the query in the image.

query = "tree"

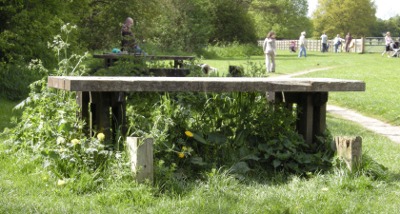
[249,0,311,39]
[209,0,257,43]
[312,0,376,38]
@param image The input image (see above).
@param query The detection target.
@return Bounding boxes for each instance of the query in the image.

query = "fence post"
[335,136,362,171]
[126,137,154,183]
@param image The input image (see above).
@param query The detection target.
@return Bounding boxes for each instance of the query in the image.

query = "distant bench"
[93,53,195,76]
[47,76,365,145]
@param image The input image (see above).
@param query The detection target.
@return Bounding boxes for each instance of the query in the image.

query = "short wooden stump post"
[126,137,154,183]
[335,136,362,171]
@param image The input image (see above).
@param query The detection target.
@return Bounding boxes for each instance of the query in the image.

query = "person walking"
[345,32,352,52]
[263,31,277,73]
[333,34,343,53]
[298,31,307,57]
[382,31,394,57]
[321,33,328,52]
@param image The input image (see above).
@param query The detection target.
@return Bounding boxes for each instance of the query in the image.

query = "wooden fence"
[258,38,365,53]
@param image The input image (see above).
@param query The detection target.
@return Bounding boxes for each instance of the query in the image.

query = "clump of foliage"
[127,91,335,186]
[0,61,43,100]
[3,25,130,193]
[200,41,262,58]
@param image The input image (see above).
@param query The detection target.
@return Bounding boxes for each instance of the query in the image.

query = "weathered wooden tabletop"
[48,76,366,92]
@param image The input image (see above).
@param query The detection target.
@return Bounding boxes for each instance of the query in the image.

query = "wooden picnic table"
[47,76,365,144]
[93,53,195,68]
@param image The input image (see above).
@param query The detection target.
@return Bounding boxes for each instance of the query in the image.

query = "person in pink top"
[382,31,394,57]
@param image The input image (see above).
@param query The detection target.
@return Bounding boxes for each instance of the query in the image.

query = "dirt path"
[276,66,400,144]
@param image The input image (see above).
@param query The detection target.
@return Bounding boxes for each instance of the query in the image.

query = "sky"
[307,0,400,20]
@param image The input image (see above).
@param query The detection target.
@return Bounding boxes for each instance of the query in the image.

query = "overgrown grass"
[1,114,400,213]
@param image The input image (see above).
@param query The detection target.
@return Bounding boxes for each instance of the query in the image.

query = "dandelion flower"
[185,131,193,137]
[97,133,105,141]
[71,139,80,146]
[178,152,185,158]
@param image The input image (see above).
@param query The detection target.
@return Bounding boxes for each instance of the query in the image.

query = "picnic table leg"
[90,92,112,142]
[76,91,90,133]
[111,92,127,142]
[283,92,328,144]
[312,92,328,137]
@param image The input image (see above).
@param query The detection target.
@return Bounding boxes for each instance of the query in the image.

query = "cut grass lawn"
[204,52,400,125]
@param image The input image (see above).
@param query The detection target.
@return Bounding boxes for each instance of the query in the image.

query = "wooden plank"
[93,53,195,61]
[47,76,366,93]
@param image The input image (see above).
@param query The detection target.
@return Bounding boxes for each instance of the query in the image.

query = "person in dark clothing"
[121,17,143,54]
[345,33,352,52]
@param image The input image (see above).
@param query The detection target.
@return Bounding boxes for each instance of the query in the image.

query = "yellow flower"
[57,179,67,186]
[178,152,185,158]
[182,146,187,151]
[185,131,193,137]
[97,133,105,141]
[71,139,80,146]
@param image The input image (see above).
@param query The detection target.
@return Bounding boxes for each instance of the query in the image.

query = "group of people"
[332,33,353,53]
[262,31,357,73]
[321,33,353,53]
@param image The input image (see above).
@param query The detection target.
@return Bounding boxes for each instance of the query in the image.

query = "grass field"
[204,51,400,125]
[2,51,400,213]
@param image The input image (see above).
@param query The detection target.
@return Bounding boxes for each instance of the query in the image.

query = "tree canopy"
[0,0,393,68]
[311,0,376,38]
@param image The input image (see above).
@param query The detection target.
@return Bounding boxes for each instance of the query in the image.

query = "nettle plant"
[127,91,334,179]
[4,24,126,192]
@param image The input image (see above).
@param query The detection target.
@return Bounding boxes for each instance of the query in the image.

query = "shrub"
[0,61,43,101]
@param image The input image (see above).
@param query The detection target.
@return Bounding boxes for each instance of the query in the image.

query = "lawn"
[204,51,400,125]
[2,51,400,213]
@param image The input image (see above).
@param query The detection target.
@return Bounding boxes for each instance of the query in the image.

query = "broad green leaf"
[193,133,207,145]
[273,159,281,168]
[230,161,251,174]
[208,133,227,144]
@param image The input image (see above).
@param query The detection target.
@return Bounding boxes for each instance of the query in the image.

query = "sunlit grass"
[2,115,400,213]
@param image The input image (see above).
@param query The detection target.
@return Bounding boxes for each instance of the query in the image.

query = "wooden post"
[335,136,362,171]
[126,137,154,183]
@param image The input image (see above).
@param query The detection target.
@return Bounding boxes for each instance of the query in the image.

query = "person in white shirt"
[333,34,344,53]
[321,33,328,52]
[263,31,277,73]
[298,31,307,57]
